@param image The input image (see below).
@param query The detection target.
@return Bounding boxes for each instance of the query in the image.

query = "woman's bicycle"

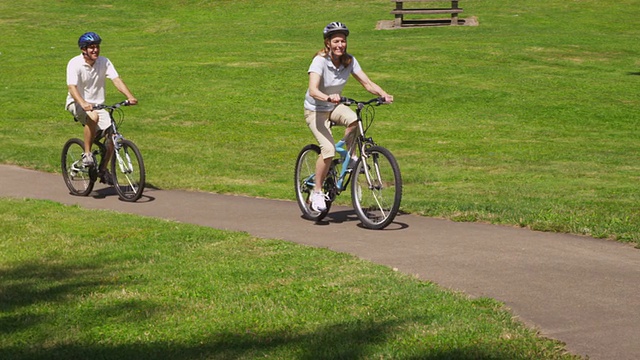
[61,100,145,202]
[295,97,402,230]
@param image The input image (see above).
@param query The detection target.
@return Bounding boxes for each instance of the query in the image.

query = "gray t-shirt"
[304,55,362,112]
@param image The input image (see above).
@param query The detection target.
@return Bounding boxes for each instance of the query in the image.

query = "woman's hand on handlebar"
[381,94,393,104]
[327,94,341,104]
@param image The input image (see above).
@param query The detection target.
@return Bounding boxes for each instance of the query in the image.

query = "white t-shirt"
[66,54,119,107]
[304,54,362,112]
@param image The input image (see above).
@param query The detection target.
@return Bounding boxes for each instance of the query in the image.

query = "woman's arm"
[308,72,335,102]
[352,70,393,103]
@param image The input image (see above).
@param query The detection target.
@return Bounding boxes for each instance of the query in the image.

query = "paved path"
[2,165,639,359]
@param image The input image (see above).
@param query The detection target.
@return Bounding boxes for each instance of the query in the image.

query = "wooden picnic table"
[391,0,464,27]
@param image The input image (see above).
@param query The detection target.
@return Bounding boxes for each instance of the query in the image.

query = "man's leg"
[83,111,99,154]
[102,139,114,173]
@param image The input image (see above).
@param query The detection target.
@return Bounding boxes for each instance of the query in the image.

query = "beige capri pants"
[304,104,358,159]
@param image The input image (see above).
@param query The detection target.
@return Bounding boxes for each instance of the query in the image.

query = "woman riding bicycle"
[304,22,394,212]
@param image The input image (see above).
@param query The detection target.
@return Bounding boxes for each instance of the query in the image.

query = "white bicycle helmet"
[323,22,349,39]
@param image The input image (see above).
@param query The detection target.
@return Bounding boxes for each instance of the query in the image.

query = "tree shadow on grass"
[0,261,104,312]
[0,321,524,360]
[0,260,152,335]
[0,261,553,360]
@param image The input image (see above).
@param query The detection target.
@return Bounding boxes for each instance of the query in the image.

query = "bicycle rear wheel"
[61,138,97,196]
[111,139,145,202]
[351,146,402,229]
[294,144,331,221]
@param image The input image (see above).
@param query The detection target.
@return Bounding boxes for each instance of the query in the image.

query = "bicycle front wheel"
[351,146,402,229]
[111,139,145,202]
[294,144,331,221]
[61,138,97,196]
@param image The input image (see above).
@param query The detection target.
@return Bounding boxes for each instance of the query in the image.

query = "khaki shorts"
[66,102,111,130]
[304,104,357,159]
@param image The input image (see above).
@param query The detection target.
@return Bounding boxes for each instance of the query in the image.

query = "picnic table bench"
[391,0,463,27]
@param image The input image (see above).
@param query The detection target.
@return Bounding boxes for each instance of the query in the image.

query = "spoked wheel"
[351,146,402,229]
[111,139,145,202]
[61,138,97,196]
[294,144,331,221]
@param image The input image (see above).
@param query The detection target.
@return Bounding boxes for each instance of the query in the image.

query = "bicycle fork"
[116,152,133,174]
[111,134,134,174]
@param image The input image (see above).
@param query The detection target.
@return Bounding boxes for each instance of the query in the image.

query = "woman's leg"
[343,122,358,154]
[305,109,336,193]
[331,105,359,161]
[314,156,332,193]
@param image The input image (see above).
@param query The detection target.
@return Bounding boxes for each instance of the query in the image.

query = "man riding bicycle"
[65,31,138,184]
[304,22,394,212]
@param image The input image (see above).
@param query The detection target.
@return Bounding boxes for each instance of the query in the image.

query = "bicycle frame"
[92,101,129,169]
[332,139,352,190]
[94,101,127,146]
[321,97,385,199]
[301,138,355,202]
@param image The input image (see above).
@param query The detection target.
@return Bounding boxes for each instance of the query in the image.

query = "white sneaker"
[310,191,327,212]
[82,152,95,167]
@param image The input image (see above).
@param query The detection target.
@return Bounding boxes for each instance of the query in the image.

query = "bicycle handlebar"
[340,97,388,106]
[92,100,133,111]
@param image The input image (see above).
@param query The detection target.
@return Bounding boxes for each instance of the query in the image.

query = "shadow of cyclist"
[313,210,409,230]
[91,184,157,203]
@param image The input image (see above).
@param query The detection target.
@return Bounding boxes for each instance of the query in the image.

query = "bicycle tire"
[294,144,331,221]
[61,138,97,196]
[111,139,145,202]
[351,146,402,229]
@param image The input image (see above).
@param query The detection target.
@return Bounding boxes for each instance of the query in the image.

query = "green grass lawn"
[0,198,578,359]
[1,0,638,245]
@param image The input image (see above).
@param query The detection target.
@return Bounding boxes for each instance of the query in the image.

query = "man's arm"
[67,85,93,111]
[112,77,138,105]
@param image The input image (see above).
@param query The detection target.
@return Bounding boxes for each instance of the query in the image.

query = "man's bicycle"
[295,97,402,229]
[61,100,145,202]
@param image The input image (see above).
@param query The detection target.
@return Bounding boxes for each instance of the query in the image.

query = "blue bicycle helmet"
[323,22,349,39]
[78,32,102,49]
